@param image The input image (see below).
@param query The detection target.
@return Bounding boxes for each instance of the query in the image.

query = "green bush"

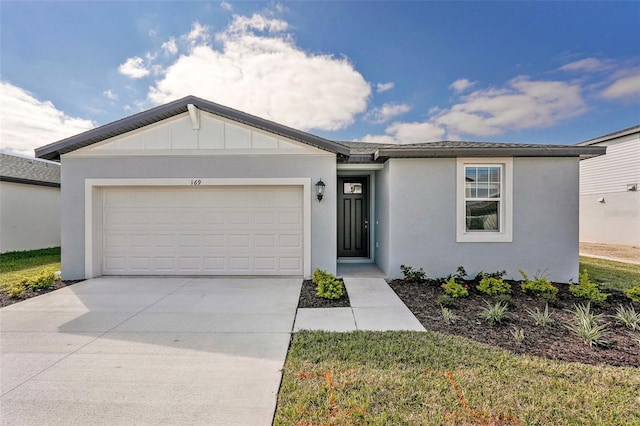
[442,277,468,298]
[8,270,56,298]
[436,294,456,308]
[400,264,427,283]
[477,276,511,296]
[313,268,344,300]
[626,286,640,304]
[519,270,558,301]
[8,283,27,298]
[569,269,609,305]
[480,300,510,326]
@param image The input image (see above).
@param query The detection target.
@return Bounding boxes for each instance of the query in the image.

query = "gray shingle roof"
[576,124,640,146]
[0,153,60,187]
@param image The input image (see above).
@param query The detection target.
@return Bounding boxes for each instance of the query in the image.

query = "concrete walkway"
[294,277,426,332]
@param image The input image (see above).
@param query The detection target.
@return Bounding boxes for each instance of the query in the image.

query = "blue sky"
[1,1,639,157]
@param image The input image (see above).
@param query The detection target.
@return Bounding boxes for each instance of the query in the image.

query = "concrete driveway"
[0,277,302,425]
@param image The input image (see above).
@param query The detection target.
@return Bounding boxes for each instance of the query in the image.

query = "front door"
[337,176,369,257]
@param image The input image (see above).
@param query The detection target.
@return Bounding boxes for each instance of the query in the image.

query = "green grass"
[580,256,640,292]
[275,331,640,425]
[0,247,61,291]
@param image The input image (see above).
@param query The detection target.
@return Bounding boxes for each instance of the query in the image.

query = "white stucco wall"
[0,181,60,253]
[60,155,337,280]
[579,133,639,246]
[380,157,580,283]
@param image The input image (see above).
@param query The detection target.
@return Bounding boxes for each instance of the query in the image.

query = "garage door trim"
[85,178,312,278]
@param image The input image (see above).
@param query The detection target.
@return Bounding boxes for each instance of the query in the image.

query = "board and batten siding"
[579,133,640,195]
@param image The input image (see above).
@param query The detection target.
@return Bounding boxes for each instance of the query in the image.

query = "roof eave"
[374,146,607,161]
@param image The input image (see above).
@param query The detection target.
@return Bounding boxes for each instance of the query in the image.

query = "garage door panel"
[102,186,303,275]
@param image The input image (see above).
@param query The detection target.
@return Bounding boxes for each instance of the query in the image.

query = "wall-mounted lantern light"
[316,179,326,202]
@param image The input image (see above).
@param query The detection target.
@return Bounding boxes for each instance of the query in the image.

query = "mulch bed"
[298,279,350,308]
[388,279,640,368]
[0,280,83,308]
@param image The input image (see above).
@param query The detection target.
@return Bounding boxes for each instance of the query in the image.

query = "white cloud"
[366,103,411,124]
[449,78,476,93]
[376,82,394,93]
[103,90,118,100]
[118,57,150,79]
[161,37,178,55]
[0,81,95,157]
[601,74,640,100]
[220,1,232,11]
[357,121,445,144]
[186,22,210,45]
[147,15,371,131]
[560,58,606,72]
[435,76,587,136]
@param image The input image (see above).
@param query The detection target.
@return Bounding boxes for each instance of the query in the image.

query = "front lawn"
[0,247,61,291]
[275,331,640,425]
[580,256,640,292]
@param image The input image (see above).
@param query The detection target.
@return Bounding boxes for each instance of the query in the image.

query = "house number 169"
[191,179,202,186]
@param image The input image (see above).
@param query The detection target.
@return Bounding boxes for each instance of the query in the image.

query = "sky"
[1,1,639,157]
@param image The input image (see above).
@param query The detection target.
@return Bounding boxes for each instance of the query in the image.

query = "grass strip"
[0,247,61,290]
[275,331,640,425]
[579,256,640,292]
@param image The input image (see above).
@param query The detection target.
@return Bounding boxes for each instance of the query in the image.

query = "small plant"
[7,269,57,298]
[526,303,553,327]
[519,270,558,301]
[441,306,459,325]
[442,277,469,298]
[8,283,27,298]
[627,330,640,345]
[566,303,609,347]
[477,276,511,296]
[313,268,344,300]
[436,294,456,308]
[480,300,510,326]
[494,293,514,307]
[625,286,640,304]
[400,264,427,283]
[569,269,609,305]
[613,305,640,330]
[511,327,525,344]
[474,269,507,282]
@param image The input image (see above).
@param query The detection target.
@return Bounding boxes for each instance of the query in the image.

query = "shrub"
[526,303,553,327]
[569,269,609,305]
[494,293,514,307]
[625,286,640,304]
[519,270,558,301]
[613,305,640,330]
[440,307,459,325]
[313,268,344,300]
[446,266,467,283]
[442,277,468,298]
[474,269,507,282]
[511,327,525,344]
[22,270,56,291]
[566,303,609,347]
[8,283,27,298]
[477,276,511,296]
[436,294,455,308]
[480,300,510,326]
[400,264,426,283]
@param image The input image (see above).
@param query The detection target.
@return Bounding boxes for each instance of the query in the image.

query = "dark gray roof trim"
[0,176,60,188]
[35,95,350,160]
[576,124,640,146]
[0,153,60,184]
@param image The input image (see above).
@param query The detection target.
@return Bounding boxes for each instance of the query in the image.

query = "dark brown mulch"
[0,280,84,308]
[298,279,351,308]
[388,279,640,368]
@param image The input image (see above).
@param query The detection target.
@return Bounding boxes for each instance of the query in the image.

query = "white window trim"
[456,158,513,243]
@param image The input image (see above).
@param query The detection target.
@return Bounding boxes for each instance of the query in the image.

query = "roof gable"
[36,95,350,160]
[0,153,60,186]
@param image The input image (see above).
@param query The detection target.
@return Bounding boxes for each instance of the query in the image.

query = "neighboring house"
[577,125,640,247]
[0,153,61,253]
[35,96,604,282]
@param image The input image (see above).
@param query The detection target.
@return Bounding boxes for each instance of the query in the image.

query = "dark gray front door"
[337,176,369,258]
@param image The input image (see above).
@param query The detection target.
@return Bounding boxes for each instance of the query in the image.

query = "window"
[457,158,512,242]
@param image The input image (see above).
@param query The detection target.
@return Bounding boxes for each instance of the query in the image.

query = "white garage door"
[101,186,304,275]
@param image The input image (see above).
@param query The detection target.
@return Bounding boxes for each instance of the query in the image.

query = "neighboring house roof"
[34,95,606,162]
[0,153,60,187]
[35,95,351,160]
[338,141,606,163]
[575,124,640,146]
